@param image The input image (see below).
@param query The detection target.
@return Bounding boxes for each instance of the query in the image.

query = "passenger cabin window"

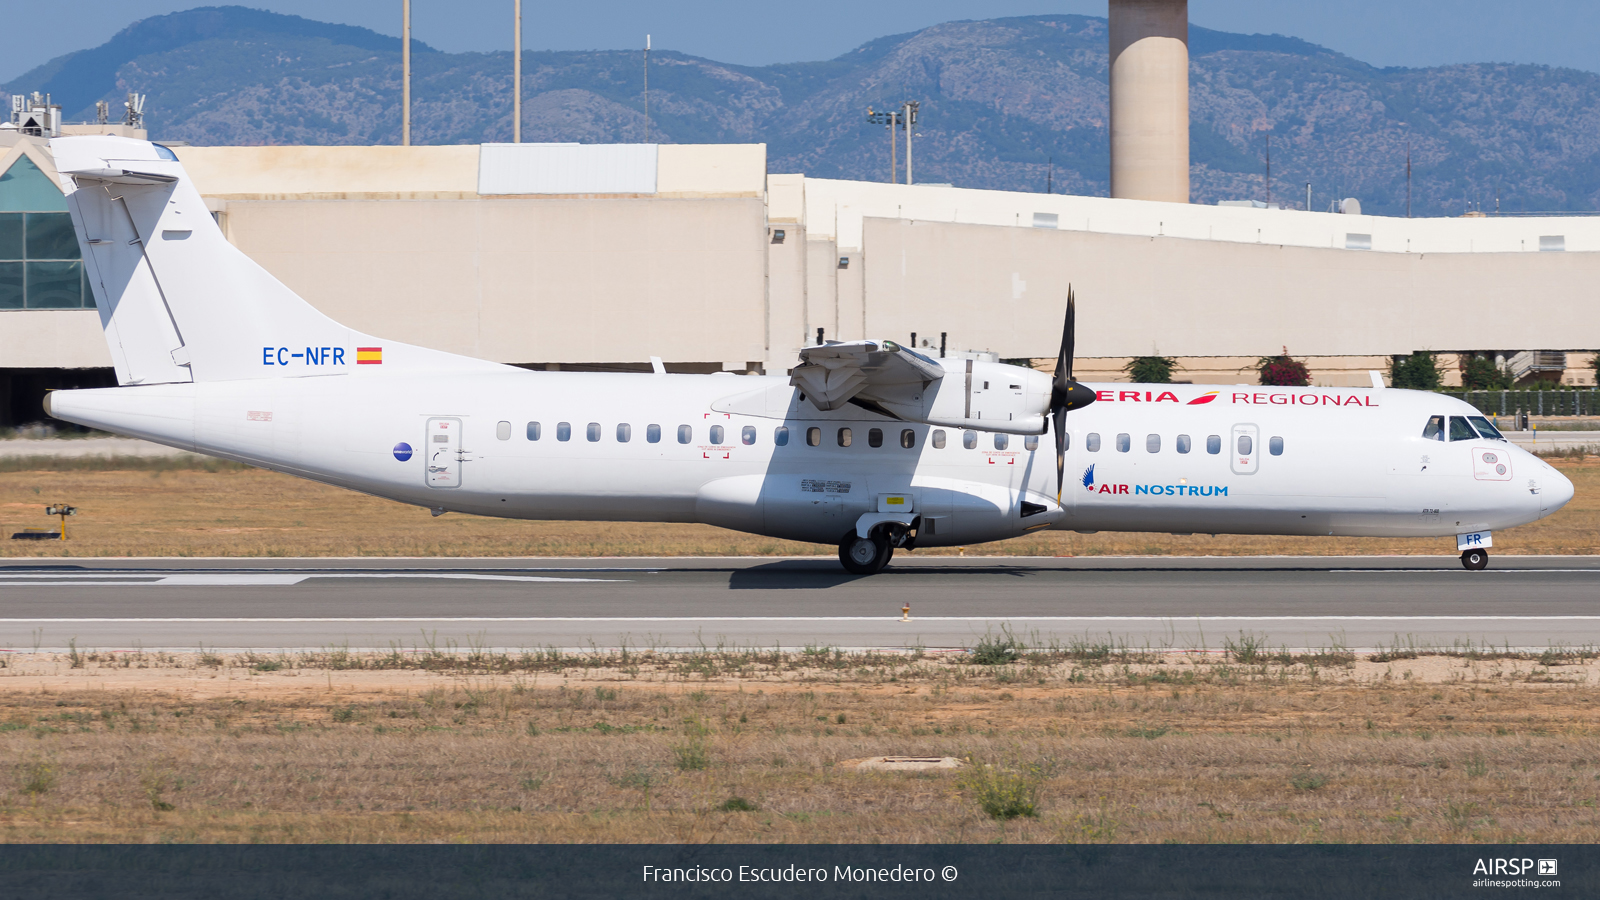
[868,428,883,448]
[496,421,511,441]
[837,427,852,447]
[1269,436,1284,456]
[806,427,821,447]
[742,426,756,445]
[677,425,692,444]
[1468,416,1505,440]
[1176,434,1191,454]
[901,429,916,449]
[994,433,1009,450]
[1116,433,1131,453]
[932,430,947,449]
[586,423,601,442]
[1146,434,1160,453]
[646,424,661,443]
[1448,416,1478,442]
[527,422,541,441]
[557,422,572,442]
[774,427,789,446]
[1206,434,1221,454]
[616,423,631,442]
[1086,433,1101,452]
[1422,415,1445,441]
[1237,434,1253,455]
[710,425,725,445]
[1024,435,1038,451]
[962,430,978,450]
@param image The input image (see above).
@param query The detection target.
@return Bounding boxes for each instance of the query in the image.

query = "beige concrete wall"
[766,173,805,222]
[224,197,768,365]
[797,176,1600,255]
[658,144,766,198]
[180,146,481,198]
[861,217,1600,360]
[0,310,110,368]
[175,144,764,200]
[835,249,866,342]
[766,224,809,367]
[805,239,839,344]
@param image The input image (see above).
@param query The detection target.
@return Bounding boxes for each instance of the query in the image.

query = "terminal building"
[2,0,1598,428]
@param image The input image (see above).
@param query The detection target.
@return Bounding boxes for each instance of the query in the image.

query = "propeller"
[1050,287,1097,501]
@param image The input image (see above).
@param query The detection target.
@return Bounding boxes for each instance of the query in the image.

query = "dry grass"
[1,646,1599,843]
[1,456,1596,558]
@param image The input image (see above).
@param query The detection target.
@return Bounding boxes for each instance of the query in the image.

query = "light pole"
[902,100,919,185]
[513,0,521,143]
[866,106,902,183]
[402,0,411,146]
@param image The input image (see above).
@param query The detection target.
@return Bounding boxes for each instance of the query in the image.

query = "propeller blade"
[1050,287,1094,502]
[1062,287,1075,384]
[1054,403,1068,502]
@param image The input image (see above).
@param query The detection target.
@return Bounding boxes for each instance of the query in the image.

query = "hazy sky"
[8,0,1600,83]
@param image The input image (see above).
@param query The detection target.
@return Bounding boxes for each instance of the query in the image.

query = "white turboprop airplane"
[41,136,1575,573]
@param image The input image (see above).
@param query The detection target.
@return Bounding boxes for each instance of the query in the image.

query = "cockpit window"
[1422,416,1445,441]
[1468,416,1505,441]
[1448,416,1478,442]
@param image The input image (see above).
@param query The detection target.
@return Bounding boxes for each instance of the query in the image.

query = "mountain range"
[8,6,1600,216]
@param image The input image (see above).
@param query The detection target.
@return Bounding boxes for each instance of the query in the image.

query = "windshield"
[1468,416,1506,441]
[1422,415,1445,441]
[1448,416,1478,441]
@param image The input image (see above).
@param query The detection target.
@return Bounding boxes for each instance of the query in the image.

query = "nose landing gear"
[1461,548,1489,571]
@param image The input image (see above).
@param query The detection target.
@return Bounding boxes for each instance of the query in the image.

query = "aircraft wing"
[788,340,945,411]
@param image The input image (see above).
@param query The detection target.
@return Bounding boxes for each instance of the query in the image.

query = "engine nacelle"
[876,359,1053,435]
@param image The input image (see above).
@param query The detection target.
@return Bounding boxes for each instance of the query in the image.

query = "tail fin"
[49,136,490,384]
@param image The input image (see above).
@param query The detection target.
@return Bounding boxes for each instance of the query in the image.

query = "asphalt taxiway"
[1,556,1597,653]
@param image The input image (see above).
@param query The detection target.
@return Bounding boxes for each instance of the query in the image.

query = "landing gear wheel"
[1461,548,1489,571]
[839,531,893,575]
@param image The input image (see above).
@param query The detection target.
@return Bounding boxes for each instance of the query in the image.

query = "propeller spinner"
[1051,287,1096,501]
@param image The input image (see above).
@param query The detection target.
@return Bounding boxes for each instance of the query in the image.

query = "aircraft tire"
[839,531,892,575]
[1461,549,1489,571]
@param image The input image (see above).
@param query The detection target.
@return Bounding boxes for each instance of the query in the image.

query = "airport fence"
[1442,389,1600,418]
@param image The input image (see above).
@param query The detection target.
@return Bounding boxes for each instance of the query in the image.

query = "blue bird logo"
[1082,464,1095,491]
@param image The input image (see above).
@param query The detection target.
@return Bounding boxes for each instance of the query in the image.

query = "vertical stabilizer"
[50,136,351,384]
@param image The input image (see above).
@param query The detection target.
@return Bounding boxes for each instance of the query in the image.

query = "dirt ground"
[0,647,1597,844]
[1,456,1596,558]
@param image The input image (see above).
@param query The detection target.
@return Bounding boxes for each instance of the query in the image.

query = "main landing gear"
[839,531,893,575]
[1461,548,1489,571]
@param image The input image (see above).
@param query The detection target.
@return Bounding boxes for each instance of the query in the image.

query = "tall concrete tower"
[1109,0,1189,203]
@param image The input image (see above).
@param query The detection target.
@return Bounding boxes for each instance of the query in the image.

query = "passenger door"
[1230,424,1259,475]
[426,417,462,488]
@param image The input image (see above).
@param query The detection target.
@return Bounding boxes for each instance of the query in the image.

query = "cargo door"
[425,417,462,488]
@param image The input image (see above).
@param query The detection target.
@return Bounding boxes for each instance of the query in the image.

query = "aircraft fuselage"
[48,370,1571,549]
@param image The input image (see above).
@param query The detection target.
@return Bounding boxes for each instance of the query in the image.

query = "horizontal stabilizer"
[59,167,177,185]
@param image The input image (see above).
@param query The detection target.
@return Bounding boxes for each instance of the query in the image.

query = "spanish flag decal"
[356,347,383,365]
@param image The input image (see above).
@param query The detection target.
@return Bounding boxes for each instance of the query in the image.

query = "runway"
[1,556,1597,652]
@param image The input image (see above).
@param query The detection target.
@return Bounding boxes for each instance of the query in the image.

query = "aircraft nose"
[1544,465,1576,516]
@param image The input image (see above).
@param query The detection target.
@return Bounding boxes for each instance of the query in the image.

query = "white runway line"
[1331,569,1600,574]
[2,615,1599,624]
[0,573,629,587]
